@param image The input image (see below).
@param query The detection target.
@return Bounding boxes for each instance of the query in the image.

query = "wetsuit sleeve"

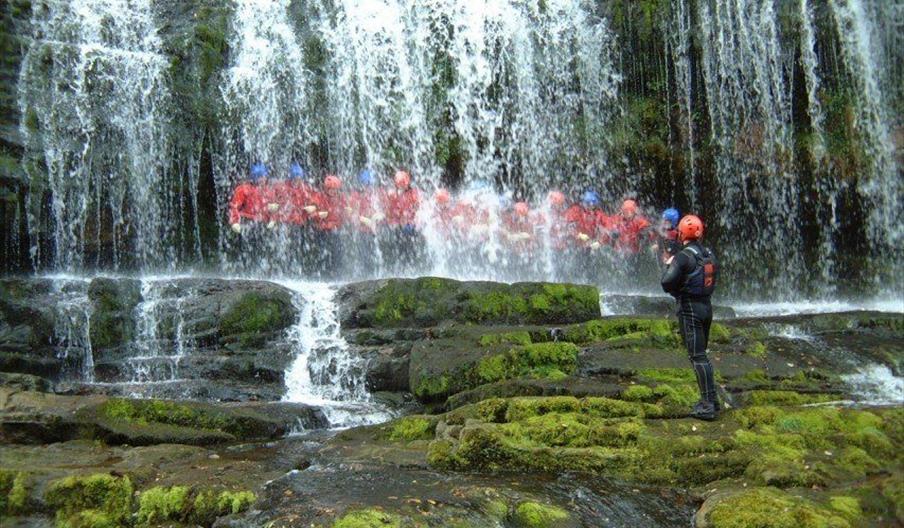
[660,249,693,295]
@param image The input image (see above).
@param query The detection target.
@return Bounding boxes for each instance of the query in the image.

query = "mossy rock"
[45,473,134,528]
[410,341,580,402]
[700,488,854,528]
[341,278,599,328]
[81,398,289,446]
[219,290,295,343]
[562,317,680,347]
[511,501,572,528]
[332,508,404,528]
[0,469,30,515]
[137,485,256,527]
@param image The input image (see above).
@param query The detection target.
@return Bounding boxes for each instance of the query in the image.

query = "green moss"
[45,474,133,528]
[748,341,768,358]
[60,509,116,528]
[828,496,862,521]
[706,488,851,528]
[637,368,696,384]
[414,374,451,400]
[332,509,403,528]
[220,292,293,339]
[511,501,569,528]
[564,318,678,346]
[710,323,732,344]
[388,416,435,442]
[475,342,579,384]
[136,486,190,526]
[190,489,256,525]
[101,399,228,431]
[0,470,30,515]
[747,390,836,406]
[622,385,655,401]
[479,331,532,347]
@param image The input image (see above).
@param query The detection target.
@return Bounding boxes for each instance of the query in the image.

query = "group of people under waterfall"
[227,162,683,280]
[229,162,722,421]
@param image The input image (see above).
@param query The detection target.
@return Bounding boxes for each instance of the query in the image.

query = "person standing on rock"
[660,214,720,421]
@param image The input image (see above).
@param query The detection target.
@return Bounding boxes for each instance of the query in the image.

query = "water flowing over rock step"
[21,37,170,60]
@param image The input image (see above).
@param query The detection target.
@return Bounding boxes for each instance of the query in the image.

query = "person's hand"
[590,241,601,250]
[231,223,242,234]
[267,220,277,230]
[452,215,464,224]
[303,205,317,214]
[373,212,386,222]
[267,203,280,213]
[577,233,590,242]
[665,256,674,265]
[518,232,532,241]
[318,211,329,219]
[360,216,373,227]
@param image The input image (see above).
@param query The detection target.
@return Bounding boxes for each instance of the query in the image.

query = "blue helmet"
[358,169,375,187]
[581,190,600,207]
[289,162,305,180]
[662,207,680,228]
[250,162,269,181]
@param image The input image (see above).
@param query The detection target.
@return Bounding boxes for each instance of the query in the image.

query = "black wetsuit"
[660,241,719,412]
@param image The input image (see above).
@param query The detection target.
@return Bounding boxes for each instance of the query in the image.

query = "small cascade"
[50,277,94,382]
[281,281,391,428]
[842,364,904,406]
[122,279,189,386]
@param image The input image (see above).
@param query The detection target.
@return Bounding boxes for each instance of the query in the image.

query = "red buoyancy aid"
[228,183,264,225]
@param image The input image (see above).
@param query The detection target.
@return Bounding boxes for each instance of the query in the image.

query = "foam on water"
[842,364,904,406]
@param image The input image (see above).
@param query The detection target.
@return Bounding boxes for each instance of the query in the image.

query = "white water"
[50,277,94,382]
[731,298,903,318]
[842,364,904,406]
[18,0,176,271]
[280,280,392,428]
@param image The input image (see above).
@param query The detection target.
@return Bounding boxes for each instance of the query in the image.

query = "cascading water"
[17,0,177,271]
[50,277,94,382]
[122,279,188,386]
[281,281,391,428]
[8,0,902,297]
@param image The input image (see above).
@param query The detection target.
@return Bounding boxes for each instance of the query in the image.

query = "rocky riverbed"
[1,276,902,527]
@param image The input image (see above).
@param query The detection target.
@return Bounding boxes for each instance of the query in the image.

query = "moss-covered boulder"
[409,340,581,403]
[338,278,599,328]
[44,473,134,528]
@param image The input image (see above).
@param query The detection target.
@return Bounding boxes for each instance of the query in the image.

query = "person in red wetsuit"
[431,188,455,234]
[501,201,539,253]
[309,174,345,277]
[544,190,570,251]
[380,170,424,271]
[228,162,268,233]
[383,170,420,230]
[564,190,604,250]
[612,199,653,255]
[348,169,383,235]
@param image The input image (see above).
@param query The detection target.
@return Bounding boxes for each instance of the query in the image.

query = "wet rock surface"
[1,277,902,527]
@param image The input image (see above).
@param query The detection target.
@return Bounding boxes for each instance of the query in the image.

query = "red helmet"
[548,191,565,207]
[435,188,450,205]
[394,170,411,189]
[677,214,704,241]
[514,201,529,217]
[324,175,342,190]
[621,199,638,217]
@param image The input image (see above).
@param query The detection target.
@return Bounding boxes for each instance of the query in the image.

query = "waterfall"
[7,0,901,298]
[123,279,188,386]
[827,0,901,262]
[17,0,176,271]
[281,281,391,428]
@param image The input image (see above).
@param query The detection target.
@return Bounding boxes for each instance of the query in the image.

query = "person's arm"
[661,249,692,294]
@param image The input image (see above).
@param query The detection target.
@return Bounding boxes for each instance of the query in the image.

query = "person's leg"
[679,299,717,418]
